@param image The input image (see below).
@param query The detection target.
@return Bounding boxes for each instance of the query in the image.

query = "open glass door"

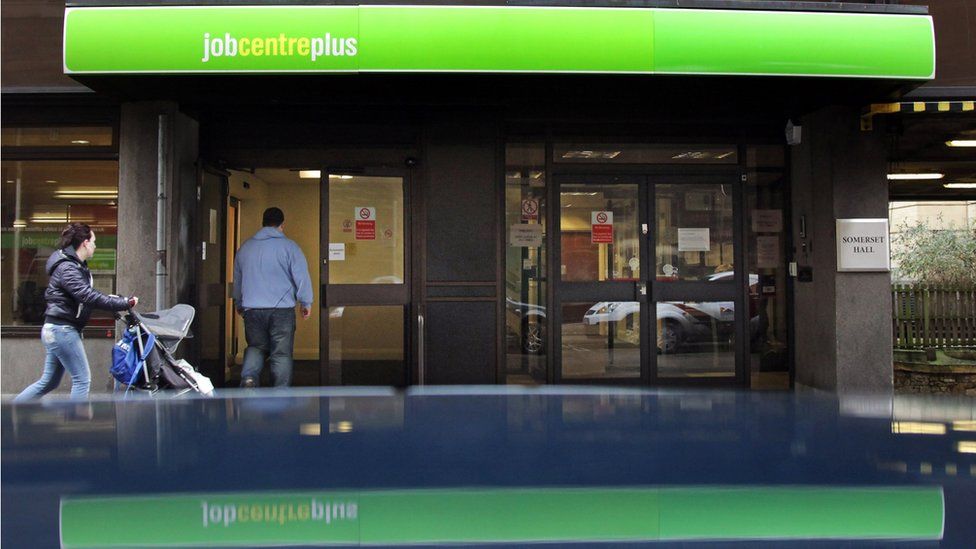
[321,171,410,386]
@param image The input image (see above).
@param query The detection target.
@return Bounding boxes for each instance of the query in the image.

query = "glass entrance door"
[553,175,745,384]
[321,171,411,386]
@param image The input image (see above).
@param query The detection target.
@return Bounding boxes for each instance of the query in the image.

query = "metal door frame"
[550,170,747,386]
[319,167,414,386]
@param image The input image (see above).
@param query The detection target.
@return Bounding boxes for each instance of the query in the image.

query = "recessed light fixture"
[299,170,321,179]
[328,174,354,180]
[886,173,944,181]
[561,150,622,160]
[71,140,91,145]
[45,179,58,184]
[12,220,27,228]
[945,140,976,148]
[943,183,976,189]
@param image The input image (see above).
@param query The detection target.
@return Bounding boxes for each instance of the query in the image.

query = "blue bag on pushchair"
[111,328,156,387]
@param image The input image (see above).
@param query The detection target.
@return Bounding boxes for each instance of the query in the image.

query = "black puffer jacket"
[44,247,129,329]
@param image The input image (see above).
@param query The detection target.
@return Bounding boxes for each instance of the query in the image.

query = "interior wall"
[227,170,320,362]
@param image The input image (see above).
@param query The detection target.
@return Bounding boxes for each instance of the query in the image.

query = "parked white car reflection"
[582,273,760,354]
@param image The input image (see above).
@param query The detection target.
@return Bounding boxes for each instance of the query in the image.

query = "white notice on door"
[509,224,543,247]
[756,235,779,268]
[328,243,345,261]
[752,209,783,233]
[677,228,710,252]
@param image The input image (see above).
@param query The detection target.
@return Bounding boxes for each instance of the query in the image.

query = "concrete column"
[118,102,199,313]
[791,105,893,393]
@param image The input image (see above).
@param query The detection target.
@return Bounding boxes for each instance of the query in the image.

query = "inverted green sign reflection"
[63,7,934,78]
[60,486,944,547]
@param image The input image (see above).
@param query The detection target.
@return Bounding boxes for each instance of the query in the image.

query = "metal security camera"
[785,120,802,145]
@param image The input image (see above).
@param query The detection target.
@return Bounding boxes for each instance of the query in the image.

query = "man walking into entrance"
[233,207,313,387]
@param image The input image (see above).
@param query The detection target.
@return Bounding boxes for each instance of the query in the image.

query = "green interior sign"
[63,6,934,78]
[60,486,944,547]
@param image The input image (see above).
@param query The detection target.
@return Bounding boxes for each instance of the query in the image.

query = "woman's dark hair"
[58,222,93,250]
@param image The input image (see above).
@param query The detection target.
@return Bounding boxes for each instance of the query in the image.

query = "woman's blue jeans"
[15,323,91,400]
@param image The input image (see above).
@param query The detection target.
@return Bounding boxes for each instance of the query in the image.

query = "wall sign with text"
[63,6,934,78]
[836,219,890,272]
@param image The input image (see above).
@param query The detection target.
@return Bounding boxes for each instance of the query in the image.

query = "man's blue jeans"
[241,308,296,387]
[16,323,91,400]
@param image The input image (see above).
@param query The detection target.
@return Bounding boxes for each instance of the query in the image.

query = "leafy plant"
[891,217,976,286]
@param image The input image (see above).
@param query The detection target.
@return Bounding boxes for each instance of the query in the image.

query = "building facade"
[2,0,969,394]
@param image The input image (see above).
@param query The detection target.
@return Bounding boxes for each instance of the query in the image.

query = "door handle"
[417,313,425,385]
[636,282,647,297]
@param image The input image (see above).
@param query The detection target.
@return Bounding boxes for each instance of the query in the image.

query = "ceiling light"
[561,150,622,160]
[891,421,946,435]
[45,179,58,184]
[945,140,976,147]
[887,173,944,181]
[943,183,976,189]
[29,215,68,224]
[328,174,353,180]
[958,441,976,454]
[70,140,91,145]
[299,170,321,179]
[12,220,27,228]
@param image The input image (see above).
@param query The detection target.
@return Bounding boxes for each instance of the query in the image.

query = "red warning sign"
[355,207,376,240]
[521,198,539,221]
[591,211,613,244]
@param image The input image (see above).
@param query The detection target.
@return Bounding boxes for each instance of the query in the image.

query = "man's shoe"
[241,377,257,389]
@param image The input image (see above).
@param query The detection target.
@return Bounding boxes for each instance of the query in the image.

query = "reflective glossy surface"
[3,389,975,547]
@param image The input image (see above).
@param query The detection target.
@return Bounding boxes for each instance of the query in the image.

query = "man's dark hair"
[58,222,92,250]
[262,207,285,227]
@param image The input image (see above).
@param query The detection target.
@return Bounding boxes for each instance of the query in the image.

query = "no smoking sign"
[355,206,376,240]
[591,211,613,244]
[521,198,539,221]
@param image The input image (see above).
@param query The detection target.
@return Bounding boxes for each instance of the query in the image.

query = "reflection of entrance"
[554,175,745,385]
[321,171,411,386]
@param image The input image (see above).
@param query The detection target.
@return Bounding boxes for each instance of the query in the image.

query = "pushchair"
[111,304,214,397]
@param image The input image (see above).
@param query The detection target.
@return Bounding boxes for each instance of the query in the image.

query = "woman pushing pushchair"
[15,223,138,401]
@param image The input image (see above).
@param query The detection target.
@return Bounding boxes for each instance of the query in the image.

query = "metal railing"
[892,285,976,349]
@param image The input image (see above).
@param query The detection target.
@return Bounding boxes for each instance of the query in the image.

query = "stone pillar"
[791,105,893,393]
[118,102,199,313]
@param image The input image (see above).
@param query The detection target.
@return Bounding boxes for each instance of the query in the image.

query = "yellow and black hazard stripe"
[860,100,975,130]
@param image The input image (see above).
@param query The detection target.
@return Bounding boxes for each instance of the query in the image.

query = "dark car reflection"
[3,390,975,547]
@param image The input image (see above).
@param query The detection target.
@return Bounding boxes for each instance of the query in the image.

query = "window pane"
[1,160,118,327]
[1,127,113,148]
[554,144,737,164]
[656,301,735,378]
[560,184,639,282]
[328,305,404,385]
[562,302,640,380]
[746,171,790,389]
[655,184,734,282]
[327,175,404,285]
[505,144,547,384]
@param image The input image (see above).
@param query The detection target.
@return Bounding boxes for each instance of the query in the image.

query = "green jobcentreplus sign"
[59,486,944,547]
[63,6,934,78]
